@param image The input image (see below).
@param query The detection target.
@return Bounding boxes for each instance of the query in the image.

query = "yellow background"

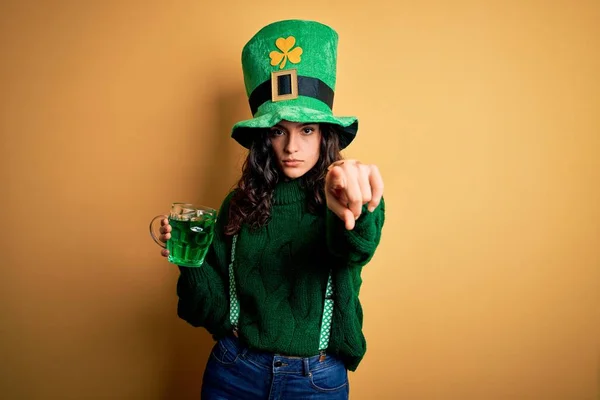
[1,1,599,399]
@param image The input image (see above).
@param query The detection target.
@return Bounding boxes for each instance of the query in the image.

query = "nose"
[284,132,298,153]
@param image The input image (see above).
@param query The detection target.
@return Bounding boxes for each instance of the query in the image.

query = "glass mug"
[150,203,217,267]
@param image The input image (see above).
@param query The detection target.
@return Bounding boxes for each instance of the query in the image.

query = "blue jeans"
[201,335,349,399]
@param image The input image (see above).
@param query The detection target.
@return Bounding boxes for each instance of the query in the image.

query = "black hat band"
[248,70,335,116]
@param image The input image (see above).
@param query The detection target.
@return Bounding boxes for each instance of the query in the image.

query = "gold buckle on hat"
[271,69,298,102]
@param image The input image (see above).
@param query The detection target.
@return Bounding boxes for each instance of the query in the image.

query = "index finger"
[367,165,384,212]
[326,165,347,191]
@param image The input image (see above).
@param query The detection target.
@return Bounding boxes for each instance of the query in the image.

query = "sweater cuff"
[326,198,385,262]
[178,264,212,287]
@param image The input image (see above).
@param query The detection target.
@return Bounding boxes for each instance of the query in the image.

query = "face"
[269,120,322,179]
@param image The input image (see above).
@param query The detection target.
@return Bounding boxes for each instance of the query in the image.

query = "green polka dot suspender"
[319,272,335,353]
[228,235,334,355]
[228,235,241,331]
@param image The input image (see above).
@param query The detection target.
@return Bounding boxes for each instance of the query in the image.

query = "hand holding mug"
[158,218,171,258]
[150,203,217,267]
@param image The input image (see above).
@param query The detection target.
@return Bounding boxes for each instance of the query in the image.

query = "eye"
[302,127,315,135]
[269,128,285,137]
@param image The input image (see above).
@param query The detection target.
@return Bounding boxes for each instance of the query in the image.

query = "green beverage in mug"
[150,203,217,267]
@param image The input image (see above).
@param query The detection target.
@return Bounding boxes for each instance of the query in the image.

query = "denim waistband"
[219,335,342,375]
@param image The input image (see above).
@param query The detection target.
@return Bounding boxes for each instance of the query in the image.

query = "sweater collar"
[273,178,306,205]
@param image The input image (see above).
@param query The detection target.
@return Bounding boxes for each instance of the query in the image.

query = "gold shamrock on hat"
[269,36,303,69]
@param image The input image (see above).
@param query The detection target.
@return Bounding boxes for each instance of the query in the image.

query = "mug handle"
[149,215,168,249]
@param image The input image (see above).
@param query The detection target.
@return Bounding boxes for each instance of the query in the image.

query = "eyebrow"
[272,123,317,129]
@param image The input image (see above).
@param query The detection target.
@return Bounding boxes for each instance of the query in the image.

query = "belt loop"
[303,358,310,376]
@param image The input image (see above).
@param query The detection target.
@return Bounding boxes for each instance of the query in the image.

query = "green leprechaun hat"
[231,19,358,149]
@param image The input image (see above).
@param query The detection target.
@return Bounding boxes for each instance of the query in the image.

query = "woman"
[158,20,385,399]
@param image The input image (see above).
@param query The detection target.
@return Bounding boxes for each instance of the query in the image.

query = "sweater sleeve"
[176,192,235,336]
[326,197,385,268]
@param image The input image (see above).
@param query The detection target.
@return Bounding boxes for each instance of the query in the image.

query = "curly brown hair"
[224,124,343,235]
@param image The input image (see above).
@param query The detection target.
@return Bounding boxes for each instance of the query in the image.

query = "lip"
[282,160,303,167]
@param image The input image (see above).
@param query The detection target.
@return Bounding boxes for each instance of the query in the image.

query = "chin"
[282,168,308,179]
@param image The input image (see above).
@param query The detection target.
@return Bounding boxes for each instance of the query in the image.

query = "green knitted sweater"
[176,178,385,371]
